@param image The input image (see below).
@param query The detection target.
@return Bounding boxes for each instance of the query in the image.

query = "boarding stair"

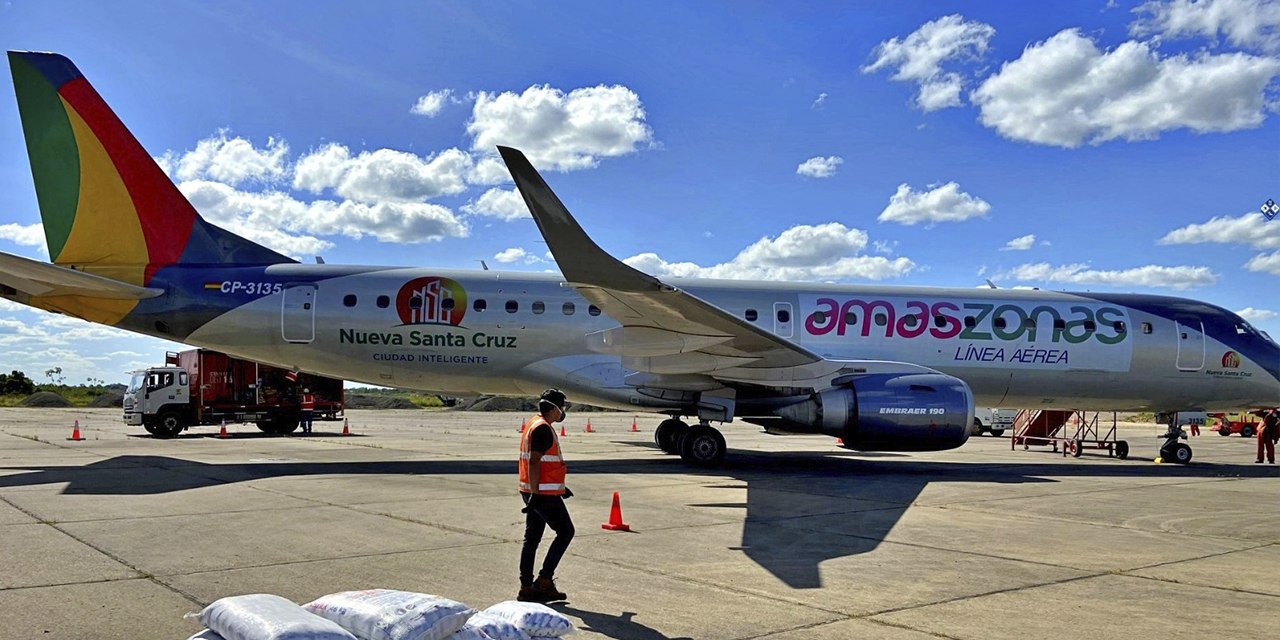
[1011,409,1128,459]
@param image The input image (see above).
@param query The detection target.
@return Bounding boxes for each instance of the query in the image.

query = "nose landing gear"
[1158,424,1193,464]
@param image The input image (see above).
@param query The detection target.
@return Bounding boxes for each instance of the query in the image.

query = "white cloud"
[1130,0,1280,52]
[494,247,528,263]
[796,156,844,178]
[971,29,1280,147]
[872,239,899,255]
[173,132,289,186]
[1158,211,1280,249]
[467,156,511,185]
[1237,306,1279,321]
[1001,234,1037,250]
[862,14,996,112]
[292,144,471,203]
[878,182,991,226]
[812,92,828,109]
[623,223,916,282]
[1245,250,1280,275]
[996,262,1218,289]
[466,84,654,171]
[461,188,529,221]
[411,89,455,117]
[0,222,45,247]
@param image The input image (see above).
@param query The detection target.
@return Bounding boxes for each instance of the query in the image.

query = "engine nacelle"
[772,372,974,451]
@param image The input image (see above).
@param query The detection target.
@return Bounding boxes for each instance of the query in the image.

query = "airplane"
[4,51,1278,466]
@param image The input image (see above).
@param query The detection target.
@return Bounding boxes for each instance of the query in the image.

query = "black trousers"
[520,492,575,583]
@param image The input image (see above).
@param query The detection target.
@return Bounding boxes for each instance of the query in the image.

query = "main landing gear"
[654,418,726,467]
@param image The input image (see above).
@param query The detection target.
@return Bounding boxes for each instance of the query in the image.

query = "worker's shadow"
[553,605,692,640]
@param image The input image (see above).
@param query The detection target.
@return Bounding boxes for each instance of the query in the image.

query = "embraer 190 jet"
[4,52,1278,465]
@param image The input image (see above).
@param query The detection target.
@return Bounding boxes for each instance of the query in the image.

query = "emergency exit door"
[1175,316,1205,371]
[282,284,317,343]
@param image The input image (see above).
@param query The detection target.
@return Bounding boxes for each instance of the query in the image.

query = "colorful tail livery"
[8,52,292,280]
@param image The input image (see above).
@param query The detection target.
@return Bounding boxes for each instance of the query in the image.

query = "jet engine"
[771,372,974,451]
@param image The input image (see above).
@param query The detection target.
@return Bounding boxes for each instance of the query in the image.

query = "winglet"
[498,146,662,292]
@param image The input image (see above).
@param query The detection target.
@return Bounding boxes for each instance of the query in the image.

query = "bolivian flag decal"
[204,281,223,291]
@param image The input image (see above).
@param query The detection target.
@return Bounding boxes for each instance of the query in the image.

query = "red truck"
[123,349,344,437]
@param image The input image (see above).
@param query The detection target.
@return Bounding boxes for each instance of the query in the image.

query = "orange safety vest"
[519,415,566,495]
[301,394,315,411]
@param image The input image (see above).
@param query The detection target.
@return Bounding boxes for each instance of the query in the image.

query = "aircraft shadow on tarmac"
[0,448,1273,589]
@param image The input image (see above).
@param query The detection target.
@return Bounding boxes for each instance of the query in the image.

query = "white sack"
[304,589,475,640]
[196,594,357,640]
[460,612,531,640]
[480,602,576,638]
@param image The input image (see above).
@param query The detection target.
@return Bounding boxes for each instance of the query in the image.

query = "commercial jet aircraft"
[4,52,1278,465]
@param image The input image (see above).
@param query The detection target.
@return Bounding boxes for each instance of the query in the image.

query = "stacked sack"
[185,591,577,640]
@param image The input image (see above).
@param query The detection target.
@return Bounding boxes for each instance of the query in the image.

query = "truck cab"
[123,367,192,437]
[972,407,1016,437]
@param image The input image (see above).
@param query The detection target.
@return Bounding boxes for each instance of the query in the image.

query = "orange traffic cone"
[630,417,639,432]
[217,420,229,438]
[560,425,567,437]
[67,419,85,441]
[584,418,594,433]
[601,491,631,531]
[342,418,351,436]
[519,419,526,433]
[837,437,843,445]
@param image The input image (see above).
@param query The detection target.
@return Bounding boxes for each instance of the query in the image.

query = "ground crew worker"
[299,388,315,435]
[517,388,575,603]
[1257,409,1278,464]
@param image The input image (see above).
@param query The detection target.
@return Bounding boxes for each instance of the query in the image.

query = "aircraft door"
[1175,316,1205,371]
[773,302,794,339]
[282,284,318,343]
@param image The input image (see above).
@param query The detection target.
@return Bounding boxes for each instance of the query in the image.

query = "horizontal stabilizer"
[0,250,163,300]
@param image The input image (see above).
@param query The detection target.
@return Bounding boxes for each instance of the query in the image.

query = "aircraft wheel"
[1169,442,1193,464]
[679,424,726,467]
[989,429,1004,438]
[655,419,688,454]
[1218,427,1233,437]
[1115,440,1129,459]
[153,411,185,438]
[1240,425,1256,439]
[1072,439,1084,458]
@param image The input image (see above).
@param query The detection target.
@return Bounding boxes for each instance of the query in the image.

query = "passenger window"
[343,294,357,307]
[933,315,946,328]
[745,309,758,322]
[964,316,976,328]
[1026,318,1037,328]
[589,305,602,316]
[506,300,518,313]
[875,313,887,326]
[846,311,857,326]
[1141,322,1152,334]
[1053,319,1066,330]
[1083,320,1096,331]
[810,311,827,324]
[532,301,545,314]
[441,298,455,310]
[1114,321,1127,333]
[474,299,487,312]
[562,302,575,315]
[408,297,422,309]
[178,372,188,386]
[777,309,791,323]
[993,317,1007,329]
[376,295,390,308]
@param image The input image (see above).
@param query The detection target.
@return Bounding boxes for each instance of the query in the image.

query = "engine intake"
[772,372,974,451]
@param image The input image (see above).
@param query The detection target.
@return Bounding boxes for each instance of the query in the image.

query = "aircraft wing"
[0,250,163,300]
[499,146,821,373]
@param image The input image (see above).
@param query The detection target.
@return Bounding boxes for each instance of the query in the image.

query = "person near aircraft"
[299,388,315,435]
[1257,409,1278,464]
[517,389,575,603]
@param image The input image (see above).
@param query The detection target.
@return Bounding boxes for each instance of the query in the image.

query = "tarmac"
[0,407,1276,640]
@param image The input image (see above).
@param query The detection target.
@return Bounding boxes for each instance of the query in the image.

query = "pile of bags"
[185,590,578,640]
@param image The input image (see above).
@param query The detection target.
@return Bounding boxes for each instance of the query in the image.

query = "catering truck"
[124,349,344,437]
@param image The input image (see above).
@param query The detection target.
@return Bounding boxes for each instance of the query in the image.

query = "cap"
[539,388,567,413]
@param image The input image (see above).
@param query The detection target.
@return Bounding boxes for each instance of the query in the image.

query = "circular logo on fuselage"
[1221,351,1241,368]
[396,277,467,326]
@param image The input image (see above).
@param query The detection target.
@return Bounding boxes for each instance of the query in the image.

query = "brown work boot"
[531,575,567,602]
[517,580,537,602]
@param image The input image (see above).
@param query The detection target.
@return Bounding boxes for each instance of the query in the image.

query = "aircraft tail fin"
[7,51,293,288]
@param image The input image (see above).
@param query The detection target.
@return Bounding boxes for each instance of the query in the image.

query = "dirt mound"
[345,394,419,410]
[89,392,124,408]
[18,391,73,408]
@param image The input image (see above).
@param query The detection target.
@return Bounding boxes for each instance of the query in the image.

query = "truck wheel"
[989,429,1004,438]
[275,417,300,435]
[143,422,158,435]
[1072,439,1084,457]
[153,411,185,438]
[1218,427,1233,436]
[255,419,276,434]
[1240,425,1256,439]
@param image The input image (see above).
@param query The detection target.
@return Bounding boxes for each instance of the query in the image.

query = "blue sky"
[1,0,1278,385]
